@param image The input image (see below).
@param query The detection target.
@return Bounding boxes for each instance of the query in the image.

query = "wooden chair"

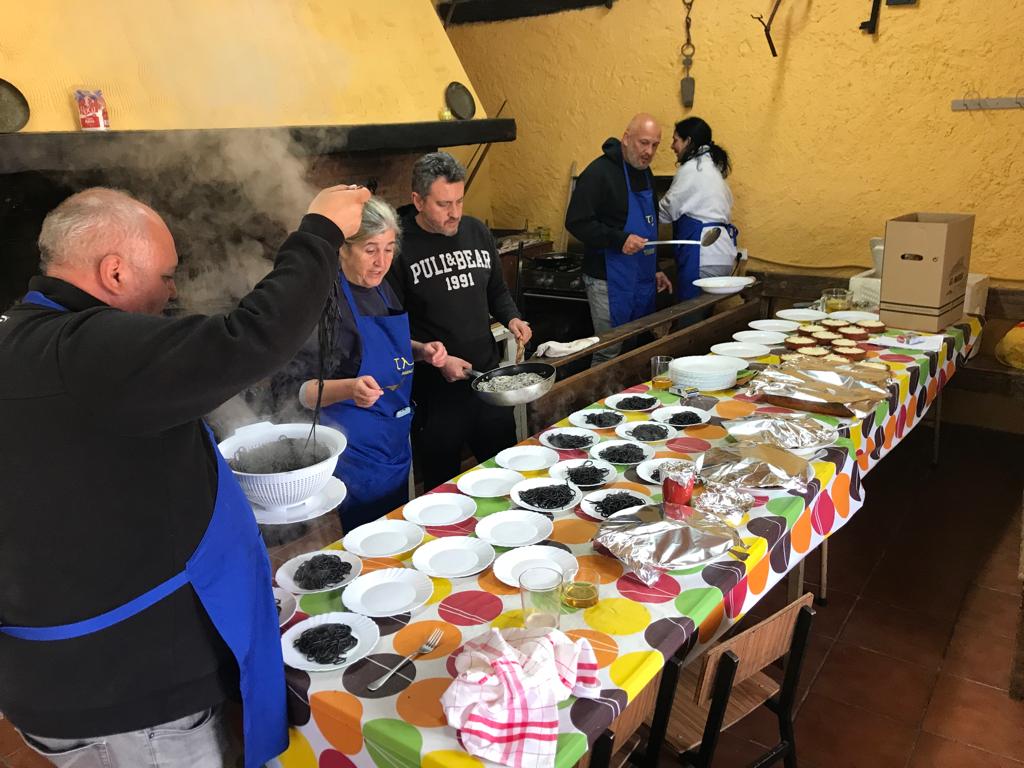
[663,593,815,768]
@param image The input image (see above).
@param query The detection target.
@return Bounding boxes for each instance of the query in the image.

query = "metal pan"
[0,79,30,133]
[468,361,556,406]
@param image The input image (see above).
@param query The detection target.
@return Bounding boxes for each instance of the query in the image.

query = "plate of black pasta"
[615,420,678,443]
[605,393,660,413]
[275,550,362,595]
[273,587,298,627]
[590,439,656,466]
[510,477,584,514]
[281,611,379,672]
[548,458,617,490]
[580,488,652,520]
[651,405,711,427]
[538,427,600,451]
[568,408,626,430]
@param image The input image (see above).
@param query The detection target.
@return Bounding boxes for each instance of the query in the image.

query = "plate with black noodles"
[510,477,583,514]
[538,427,600,451]
[282,611,379,672]
[605,393,661,413]
[276,550,362,595]
[579,488,652,520]
[589,439,656,466]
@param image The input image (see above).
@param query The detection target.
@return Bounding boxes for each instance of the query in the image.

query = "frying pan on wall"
[445,82,476,120]
[0,79,30,132]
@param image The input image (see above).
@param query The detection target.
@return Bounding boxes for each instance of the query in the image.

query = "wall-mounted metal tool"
[680,0,695,108]
[860,0,883,34]
[751,0,784,57]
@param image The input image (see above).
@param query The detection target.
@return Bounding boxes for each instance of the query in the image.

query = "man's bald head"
[622,113,662,170]
[38,187,179,315]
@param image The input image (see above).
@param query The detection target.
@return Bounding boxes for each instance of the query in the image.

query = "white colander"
[218,422,347,513]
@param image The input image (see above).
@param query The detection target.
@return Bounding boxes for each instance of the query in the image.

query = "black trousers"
[412,365,517,492]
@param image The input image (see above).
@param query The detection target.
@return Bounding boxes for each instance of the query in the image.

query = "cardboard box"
[879,212,974,333]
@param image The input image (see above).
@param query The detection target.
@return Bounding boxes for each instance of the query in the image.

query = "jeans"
[18,705,241,768]
[583,275,621,365]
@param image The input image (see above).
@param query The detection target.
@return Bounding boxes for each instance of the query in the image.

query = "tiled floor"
[2,425,1021,767]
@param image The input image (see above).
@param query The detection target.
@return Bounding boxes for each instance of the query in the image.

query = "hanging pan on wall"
[0,79,30,133]
[445,81,476,120]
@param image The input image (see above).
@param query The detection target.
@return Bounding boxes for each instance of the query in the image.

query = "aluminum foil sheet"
[699,444,811,491]
[692,481,756,526]
[723,414,838,450]
[593,504,736,586]
[745,359,889,418]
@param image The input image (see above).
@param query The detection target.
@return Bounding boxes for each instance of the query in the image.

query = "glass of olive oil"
[651,356,673,391]
[561,566,600,609]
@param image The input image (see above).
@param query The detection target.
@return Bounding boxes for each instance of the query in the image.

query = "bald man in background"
[566,113,672,364]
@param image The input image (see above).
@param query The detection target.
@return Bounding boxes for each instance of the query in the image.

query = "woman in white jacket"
[658,117,738,300]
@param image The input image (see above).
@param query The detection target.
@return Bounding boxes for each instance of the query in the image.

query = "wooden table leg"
[787,560,805,603]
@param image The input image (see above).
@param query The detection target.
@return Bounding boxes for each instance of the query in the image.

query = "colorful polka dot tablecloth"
[270,318,982,768]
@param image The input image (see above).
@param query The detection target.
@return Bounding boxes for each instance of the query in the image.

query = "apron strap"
[0,571,190,641]
[23,290,69,312]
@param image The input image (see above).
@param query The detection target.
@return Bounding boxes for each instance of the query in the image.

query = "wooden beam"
[539,286,761,371]
[747,269,848,303]
[951,354,1024,401]
[438,0,613,25]
[527,299,761,433]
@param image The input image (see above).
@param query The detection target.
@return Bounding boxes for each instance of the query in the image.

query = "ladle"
[643,227,723,247]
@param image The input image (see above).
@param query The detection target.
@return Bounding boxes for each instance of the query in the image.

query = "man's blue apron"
[672,214,740,300]
[603,161,658,327]
[322,272,414,532]
[1,290,287,768]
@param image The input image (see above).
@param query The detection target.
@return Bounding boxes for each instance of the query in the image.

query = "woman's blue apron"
[603,161,658,327]
[1,291,287,768]
[321,272,414,531]
[672,214,740,300]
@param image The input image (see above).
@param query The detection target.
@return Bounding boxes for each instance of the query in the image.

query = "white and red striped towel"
[441,627,601,768]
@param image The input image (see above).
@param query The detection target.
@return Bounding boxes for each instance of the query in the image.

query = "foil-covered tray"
[593,504,736,586]
[745,359,890,418]
[699,444,811,491]
[722,414,838,452]
[692,481,756,526]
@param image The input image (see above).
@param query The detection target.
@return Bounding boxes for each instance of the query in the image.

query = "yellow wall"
[447,0,1024,279]
[0,0,493,218]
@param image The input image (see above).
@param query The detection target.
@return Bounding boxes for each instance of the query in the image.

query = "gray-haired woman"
[296,197,447,529]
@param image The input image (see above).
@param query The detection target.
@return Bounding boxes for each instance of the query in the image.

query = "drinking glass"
[821,288,852,313]
[561,565,600,609]
[651,356,673,391]
[519,567,563,629]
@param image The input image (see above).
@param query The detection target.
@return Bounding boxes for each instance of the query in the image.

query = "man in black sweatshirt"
[388,152,531,491]
[566,114,672,363]
[0,185,367,767]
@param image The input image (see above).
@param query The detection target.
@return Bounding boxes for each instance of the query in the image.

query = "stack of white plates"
[669,355,747,391]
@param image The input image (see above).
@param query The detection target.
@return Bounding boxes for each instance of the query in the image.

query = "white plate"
[538,427,600,451]
[492,545,580,588]
[275,550,362,595]
[510,477,583,514]
[456,469,524,499]
[342,568,433,617]
[828,310,880,323]
[568,408,626,430]
[281,611,379,672]
[604,392,661,412]
[343,518,424,557]
[475,509,554,547]
[402,493,477,527]
[636,457,686,485]
[274,587,298,627]
[253,477,347,526]
[651,405,711,427]
[748,319,800,333]
[670,355,749,375]
[579,487,652,520]
[495,445,560,472]
[412,536,495,578]
[589,439,656,466]
[548,458,618,489]
[776,308,827,323]
[693,276,756,295]
[711,342,771,359]
[615,420,677,443]
[732,330,786,346]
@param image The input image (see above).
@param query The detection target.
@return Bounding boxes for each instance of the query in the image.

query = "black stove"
[519,252,585,296]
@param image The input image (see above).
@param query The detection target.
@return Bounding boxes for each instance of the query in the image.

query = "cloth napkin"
[535,337,600,358]
[441,627,601,768]
[867,333,945,352]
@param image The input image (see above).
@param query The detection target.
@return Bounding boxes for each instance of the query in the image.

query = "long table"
[270,318,982,768]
